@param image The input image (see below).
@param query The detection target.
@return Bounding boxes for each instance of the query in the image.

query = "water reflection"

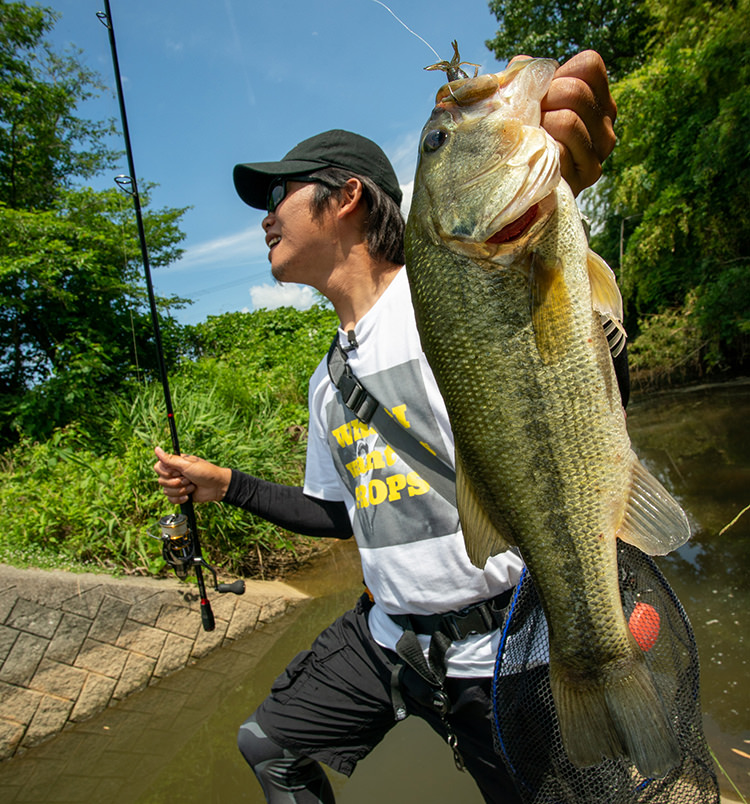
[628,381,750,797]
[0,382,747,802]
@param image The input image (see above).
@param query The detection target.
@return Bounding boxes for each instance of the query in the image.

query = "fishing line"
[369,0,441,60]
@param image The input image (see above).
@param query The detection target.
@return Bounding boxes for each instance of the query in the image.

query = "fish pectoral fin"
[617,453,691,555]
[529,253,573,365]
[587,249,627,356]
[456,450,516,568]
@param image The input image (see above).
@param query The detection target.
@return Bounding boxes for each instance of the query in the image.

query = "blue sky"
[44,0,509,324]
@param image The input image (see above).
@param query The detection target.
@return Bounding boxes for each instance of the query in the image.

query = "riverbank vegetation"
[1,0,747,577]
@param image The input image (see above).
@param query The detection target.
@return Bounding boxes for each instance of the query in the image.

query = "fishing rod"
[97,0,244,631]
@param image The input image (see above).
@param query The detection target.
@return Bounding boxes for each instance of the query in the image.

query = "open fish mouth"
[486,203,539,244]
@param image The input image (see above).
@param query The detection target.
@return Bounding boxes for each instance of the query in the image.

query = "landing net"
[492,543,720,803]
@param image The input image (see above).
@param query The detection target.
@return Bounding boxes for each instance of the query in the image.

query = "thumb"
[154,445,197,472]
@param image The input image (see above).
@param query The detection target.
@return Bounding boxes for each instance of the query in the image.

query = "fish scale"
[404,57,691,778]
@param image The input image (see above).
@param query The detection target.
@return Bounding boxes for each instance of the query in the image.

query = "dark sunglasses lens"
[267,180,286,213]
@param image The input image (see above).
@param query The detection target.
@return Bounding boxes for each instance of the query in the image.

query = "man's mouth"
[486,204,539,244]
[267,236,281,249]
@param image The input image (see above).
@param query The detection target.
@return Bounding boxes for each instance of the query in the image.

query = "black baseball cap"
[233,129,403,210]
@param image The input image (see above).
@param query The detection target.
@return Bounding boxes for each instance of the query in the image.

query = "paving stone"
[113,652,156,700]
[22,696,73,748]
[0,586,18,623]
[191,616,228,659]
[153,632,193,678]
[258,596,291,624]
[205,590,238,621]
[45,611,90,664]
[0,623,19,662]
[155,603,201,639]
[0,632,48,686]
[6,598,62,639]
[10,566,102,608]
[61,585,105,619]
[0,716,25,759]
[70,673,116,722]
[127,591,171,627]
[87,595,130,643]
[29,658,87,700]
[115,618,168,658]
[0,681,42,725]
[225,600,261,641]
[74,638,129,679]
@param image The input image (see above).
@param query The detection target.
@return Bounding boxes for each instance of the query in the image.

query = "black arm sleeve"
[223,469,353,539]
[613,341,630,409]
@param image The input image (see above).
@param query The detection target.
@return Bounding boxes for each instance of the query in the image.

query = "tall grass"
[0,305,339,579]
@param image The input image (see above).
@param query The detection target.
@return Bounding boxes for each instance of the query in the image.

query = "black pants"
[238,595,524,803]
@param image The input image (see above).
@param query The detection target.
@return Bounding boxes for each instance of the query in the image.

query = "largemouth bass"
[404,58,690,778]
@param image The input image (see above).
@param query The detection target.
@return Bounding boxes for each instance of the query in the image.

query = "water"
[1,381,748,803]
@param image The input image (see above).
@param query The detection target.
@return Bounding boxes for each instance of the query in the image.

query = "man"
[154,52,618,803]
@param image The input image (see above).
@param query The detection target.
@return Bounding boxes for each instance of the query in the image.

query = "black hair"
[306,167,405,265]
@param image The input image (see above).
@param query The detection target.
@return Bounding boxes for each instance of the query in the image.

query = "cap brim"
[233,159,325,209]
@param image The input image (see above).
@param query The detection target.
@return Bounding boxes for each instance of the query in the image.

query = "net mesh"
[492,543,720,803]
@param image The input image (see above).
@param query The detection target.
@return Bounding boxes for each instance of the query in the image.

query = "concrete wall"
[0,563,308,760]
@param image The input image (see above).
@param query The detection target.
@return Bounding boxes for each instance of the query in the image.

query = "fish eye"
[423,129,448,153]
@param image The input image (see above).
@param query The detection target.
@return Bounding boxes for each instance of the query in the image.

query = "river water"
[1,381,748,803]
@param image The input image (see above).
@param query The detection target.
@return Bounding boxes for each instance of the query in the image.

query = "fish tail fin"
[551,655,681,778]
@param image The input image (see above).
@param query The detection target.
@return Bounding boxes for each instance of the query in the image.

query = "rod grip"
[200,598,216,631]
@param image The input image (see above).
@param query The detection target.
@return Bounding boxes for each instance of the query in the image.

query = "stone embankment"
[0,563,308,760]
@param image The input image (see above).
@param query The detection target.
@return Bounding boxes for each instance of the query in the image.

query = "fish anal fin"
[529,254,573,365]
[551,654,681,778]
[617,454,691,555]
[456,450,515,568]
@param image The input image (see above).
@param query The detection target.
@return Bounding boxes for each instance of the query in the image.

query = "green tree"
[0,2,189,444]
[0,186,188,443]
[591,0,750,371]
[486,0,657,79]
[0,0,117,209]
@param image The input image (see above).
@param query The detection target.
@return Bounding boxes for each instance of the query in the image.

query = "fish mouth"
[486,204,539,244]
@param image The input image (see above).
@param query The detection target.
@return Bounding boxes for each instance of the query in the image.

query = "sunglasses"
[266,175,321,214]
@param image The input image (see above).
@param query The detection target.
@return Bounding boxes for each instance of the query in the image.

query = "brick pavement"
[0,563,308,759]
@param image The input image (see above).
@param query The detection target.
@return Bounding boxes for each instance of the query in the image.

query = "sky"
[43,0,509,324]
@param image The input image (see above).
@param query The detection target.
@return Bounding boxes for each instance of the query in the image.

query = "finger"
[550,51,617,122]
[542,76,616,164]
[541,108,603,195]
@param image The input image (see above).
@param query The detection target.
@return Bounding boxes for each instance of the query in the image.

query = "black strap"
[327,335,457,506]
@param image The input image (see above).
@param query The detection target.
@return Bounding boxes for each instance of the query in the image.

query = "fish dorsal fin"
[530,253,573,365]
[587,249,627,356]
[617,453,691,555]
[456,449,516,568]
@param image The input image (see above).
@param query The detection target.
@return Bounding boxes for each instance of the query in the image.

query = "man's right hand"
[153,446,232,505]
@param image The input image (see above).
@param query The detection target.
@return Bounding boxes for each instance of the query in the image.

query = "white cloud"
[250,283,317,311]
[400,179,414,217]
[175,225,266,272]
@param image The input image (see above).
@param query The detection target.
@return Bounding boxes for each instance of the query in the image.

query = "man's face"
[263,180,335,287]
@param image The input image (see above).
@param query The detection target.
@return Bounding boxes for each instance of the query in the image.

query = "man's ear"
[337,177,365,218]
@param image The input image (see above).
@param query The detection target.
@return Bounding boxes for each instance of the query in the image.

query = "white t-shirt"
[304,268,524,676]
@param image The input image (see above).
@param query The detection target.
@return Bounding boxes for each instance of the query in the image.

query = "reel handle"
[217,579,246,595]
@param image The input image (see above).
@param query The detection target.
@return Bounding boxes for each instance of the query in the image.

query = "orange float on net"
[628,601,660,651]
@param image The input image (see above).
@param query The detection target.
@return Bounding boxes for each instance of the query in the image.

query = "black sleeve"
[612,341,630,409]
[222,469,353,539]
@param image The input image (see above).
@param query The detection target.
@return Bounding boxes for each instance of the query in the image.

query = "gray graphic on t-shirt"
[326,359,459,548]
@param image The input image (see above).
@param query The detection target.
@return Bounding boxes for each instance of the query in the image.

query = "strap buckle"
[327,338,379,423]
[442,603,496,641]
